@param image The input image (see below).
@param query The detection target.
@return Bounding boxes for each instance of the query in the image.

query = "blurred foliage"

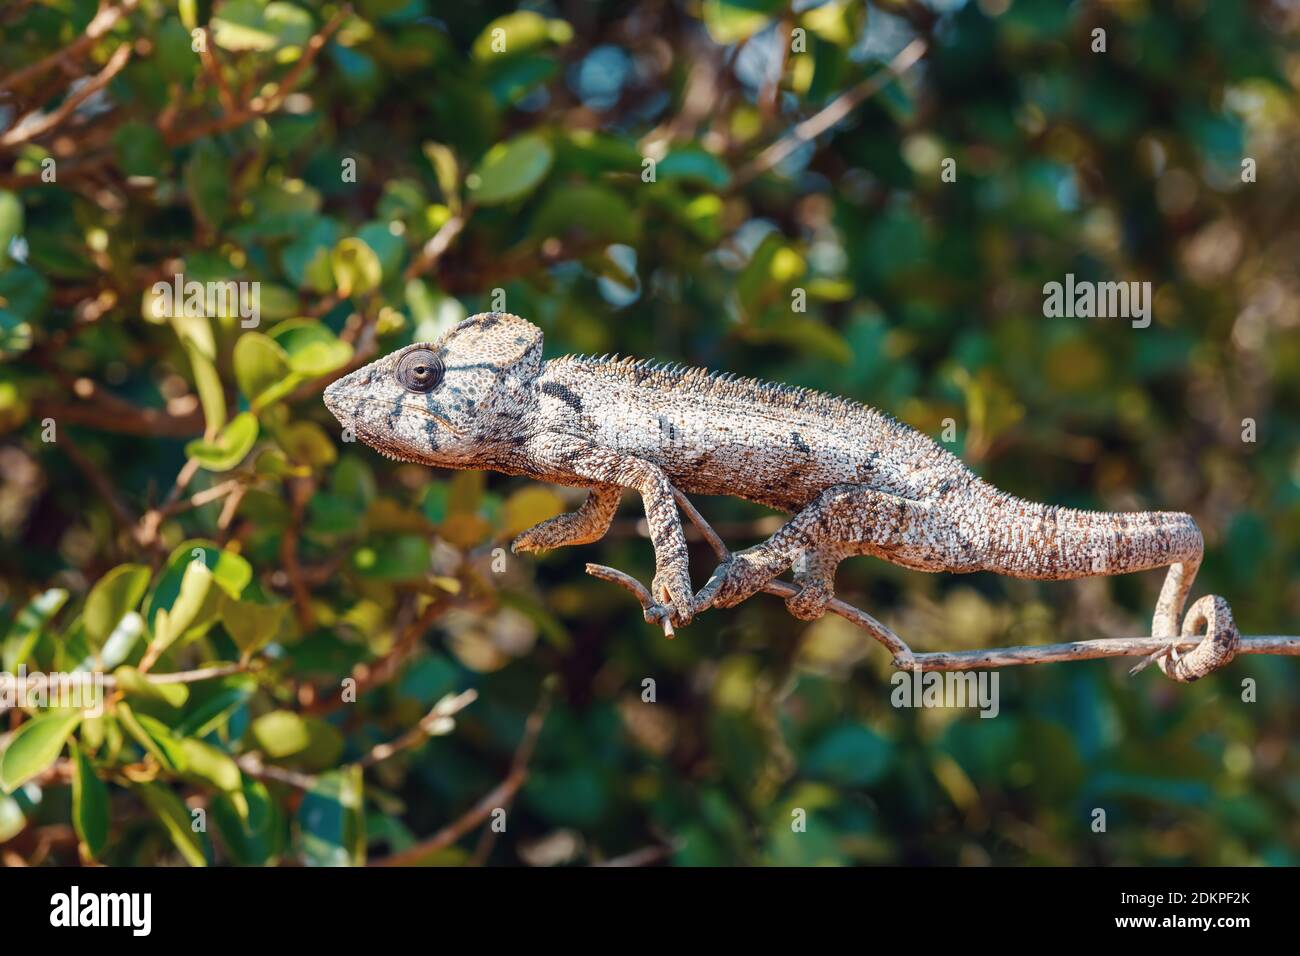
[1,0,1299,867]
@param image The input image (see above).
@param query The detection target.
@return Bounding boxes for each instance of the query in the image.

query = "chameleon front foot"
[651,568,695,628]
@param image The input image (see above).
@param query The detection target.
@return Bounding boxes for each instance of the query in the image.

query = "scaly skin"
[324,311,1236,679]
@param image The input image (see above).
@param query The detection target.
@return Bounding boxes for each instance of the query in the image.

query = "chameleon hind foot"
[695,544,791,612]
[783,548,844,620]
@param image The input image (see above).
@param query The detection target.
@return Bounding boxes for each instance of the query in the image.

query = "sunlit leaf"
[0,711,81,793]
[467,134,553,206]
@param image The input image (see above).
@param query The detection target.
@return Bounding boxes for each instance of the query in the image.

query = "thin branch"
[0,0,138,96]
[735,37,928,186]
[371,769,529,866]
[234,754,319,790]
[198,29,237,115]
[356,690,479,768]
[404,207,471,281]
[469,678,554,865]
[909,634,1300,672]
[163,6,350,148]
[137,458,208,548]
[592,842,680,867]
[240,690,479,789]
[300,596,452,715]
[373,680,553,867]
[59,431,138,534]
[586,563,676,639]
[1,41,133,149]
[0,662,253,703]
[33,392,205,438]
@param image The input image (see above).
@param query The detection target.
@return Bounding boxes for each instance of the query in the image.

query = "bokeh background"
[1,0,1298,866]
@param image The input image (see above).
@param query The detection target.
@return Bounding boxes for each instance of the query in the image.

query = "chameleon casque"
[324,311,1237,682]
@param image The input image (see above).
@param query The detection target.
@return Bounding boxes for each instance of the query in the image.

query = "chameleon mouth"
[343,398,467,463]
[411,405,465,437]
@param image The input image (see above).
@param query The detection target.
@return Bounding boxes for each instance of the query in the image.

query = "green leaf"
[172,312,226,435]
[151,557,213,655]
[71,743,110,860]
[470,11,573,61]
[114,122,169,178]
[485,53,558,106]
[2,588,67,672]
[174,677,255,738]
[249,710,311,759]
[0,190,24,265]
[144,541,252,643]
[298,766,365,866]
[254,448,310,478]
[658,148,732,189]
[220,594,290,656]
[122,705,190,772]
[267,319,354,377]
[531,185,639,244]
[0,792,25,842]
[0,263,50,323]
[422,142,460,207]
[279,420,337,467]
[83,564,151,652]
[702,0,782,44]
[330,237,382,297]
[234,332,298,409]
[180,738,242,792]
[212,0,312,53]
[249,711,342,768]
[133,782,207,866]
[213,777,283,865]
[112,665,190,708]
[467,134,554,206]
[349,534,432,581]
[281,217,340,292]
[184,141,229,229]
[185,411,260,472]
[0,711,82,793]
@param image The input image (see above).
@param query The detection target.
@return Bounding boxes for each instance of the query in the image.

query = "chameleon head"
[323,311,543,466]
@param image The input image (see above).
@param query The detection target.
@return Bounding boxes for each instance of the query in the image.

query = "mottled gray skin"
[324,311,1236,680]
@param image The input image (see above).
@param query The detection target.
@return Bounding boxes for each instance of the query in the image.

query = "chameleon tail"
[979,490,1238,680]
[977,488,1204,581]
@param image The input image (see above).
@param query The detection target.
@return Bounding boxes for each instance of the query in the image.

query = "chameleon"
[324,311,1237,682]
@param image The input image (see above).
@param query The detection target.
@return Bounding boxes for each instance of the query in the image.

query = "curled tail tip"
[1157,594,1239,683]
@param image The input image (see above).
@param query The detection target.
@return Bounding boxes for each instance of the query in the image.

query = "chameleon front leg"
[511,485,622,554]
[522,436,694,626]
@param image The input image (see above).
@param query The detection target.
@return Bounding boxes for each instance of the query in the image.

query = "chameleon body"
[324,312,1236,681]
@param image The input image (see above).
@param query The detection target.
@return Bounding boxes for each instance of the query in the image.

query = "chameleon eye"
[396,348,444,393]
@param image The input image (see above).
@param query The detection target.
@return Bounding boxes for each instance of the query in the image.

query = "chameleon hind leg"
[695,483,950,618]
[511,485,622,554]
[784,546,853,620]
